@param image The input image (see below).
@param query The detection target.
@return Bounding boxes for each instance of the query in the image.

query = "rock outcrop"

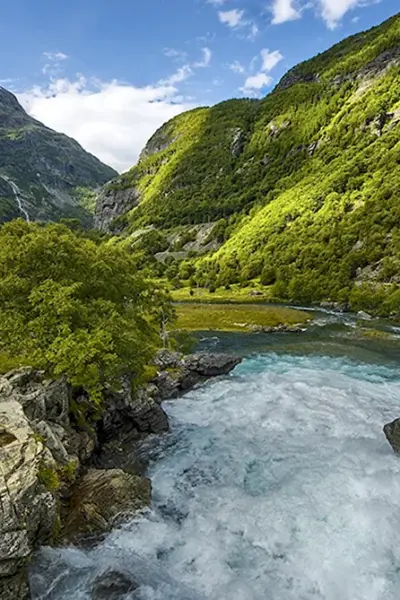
[91,570,139,600]
[63,469,151,540]
[94,184,140,232]
[383,418,400,454]
[153,350,242,400]
[0,376,58,600]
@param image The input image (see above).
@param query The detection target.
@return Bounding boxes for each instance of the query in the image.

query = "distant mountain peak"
[0,87,117,224]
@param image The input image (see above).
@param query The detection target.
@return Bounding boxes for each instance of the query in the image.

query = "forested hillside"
[95,13,400,315]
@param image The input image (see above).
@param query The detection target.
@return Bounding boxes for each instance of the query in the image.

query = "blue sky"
[1,0,398,171]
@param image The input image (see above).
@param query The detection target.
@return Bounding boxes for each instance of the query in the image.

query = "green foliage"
[59,459,79,484]
[0,221,172,400]
[38,464,61,491]
[101,13,400,317]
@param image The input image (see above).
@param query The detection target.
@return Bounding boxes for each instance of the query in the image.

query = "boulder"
[63,469,151,540]
[91,570,139,600]
[357,310,373,321]
[183,353,242,377]
[383,418,400,454]
[154,351,242,400]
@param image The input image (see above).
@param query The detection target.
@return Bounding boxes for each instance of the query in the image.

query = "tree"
[0,220,172,400]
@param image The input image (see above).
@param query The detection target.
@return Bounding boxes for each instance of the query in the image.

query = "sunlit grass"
[174,303,311,332]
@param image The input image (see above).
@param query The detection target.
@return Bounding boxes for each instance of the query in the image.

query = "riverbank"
[0,350,241,600]
[174,302,311,333]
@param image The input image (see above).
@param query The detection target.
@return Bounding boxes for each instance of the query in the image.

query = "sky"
[0,0,398,172]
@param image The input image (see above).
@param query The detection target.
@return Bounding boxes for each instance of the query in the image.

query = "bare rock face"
[0,378,58,600]
[383,418,400,454]
[94,184,140,232]
[63,469,151,540]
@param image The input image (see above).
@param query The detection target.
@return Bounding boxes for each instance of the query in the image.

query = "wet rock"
[250,324,305,334]
[383,419,400,454]
[357,310,372,321]
[64,469,151,540]
[91,570,139,600]
[154,351,242,400]
[183,353,242,377]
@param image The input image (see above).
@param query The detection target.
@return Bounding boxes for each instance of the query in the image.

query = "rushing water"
[30,322,400,600]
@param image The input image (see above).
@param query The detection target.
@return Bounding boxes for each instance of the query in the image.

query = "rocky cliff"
[0,87,117,224]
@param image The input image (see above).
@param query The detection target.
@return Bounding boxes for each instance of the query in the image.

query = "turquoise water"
[31,334,400,600]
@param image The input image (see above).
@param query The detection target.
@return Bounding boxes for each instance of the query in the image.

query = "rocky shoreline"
[0,350,242,600]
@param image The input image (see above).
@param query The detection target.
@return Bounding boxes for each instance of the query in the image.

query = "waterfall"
[1,175,30,221]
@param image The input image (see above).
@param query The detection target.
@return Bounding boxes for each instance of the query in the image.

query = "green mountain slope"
[0,87,117,224]
[95,13,400,315]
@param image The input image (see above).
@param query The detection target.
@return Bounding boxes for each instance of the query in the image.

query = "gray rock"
[91,570,139,600]
[154,351,242,400]
[383,418,400,454]
[0,391,58,599]
[357,310,372,321]
[63,469,151,540]
[183,353,242,377]
[231,128,246,157]
[94,185,140,232]
[101,377,170,438]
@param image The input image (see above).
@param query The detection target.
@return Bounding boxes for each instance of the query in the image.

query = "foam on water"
[31,354,400,600]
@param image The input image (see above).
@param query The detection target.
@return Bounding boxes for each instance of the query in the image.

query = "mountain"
[95,13,400,316]
[0,87,117,224]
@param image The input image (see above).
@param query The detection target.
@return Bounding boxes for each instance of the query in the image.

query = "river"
[30,310,400,599]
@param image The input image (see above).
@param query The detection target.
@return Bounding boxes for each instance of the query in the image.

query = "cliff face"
[0,87,117,224]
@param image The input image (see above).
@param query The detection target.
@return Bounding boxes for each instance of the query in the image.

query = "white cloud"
[270,0,301,24]
[260,48,283,72]
[42,51,69,77]
[193,47,212,68]
[239,47,282,96]
[43,51,69,61]
[248,23,259,39]
[240,73,273,96]
[162,64,193,86]
[18,76,195,173]
[164,47,188,62]
[161,47,211,86]
[207,0,227,5]
[218,9,246,28]
[318,0,374,29]
[270,0,376,28]
[229,60,246,74]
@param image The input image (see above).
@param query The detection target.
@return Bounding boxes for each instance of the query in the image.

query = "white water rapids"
[31,352,400,600]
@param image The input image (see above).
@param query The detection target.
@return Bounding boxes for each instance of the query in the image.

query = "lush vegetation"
[174,303,310,333]
[0,221,172,398]
[101,13,400,317]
